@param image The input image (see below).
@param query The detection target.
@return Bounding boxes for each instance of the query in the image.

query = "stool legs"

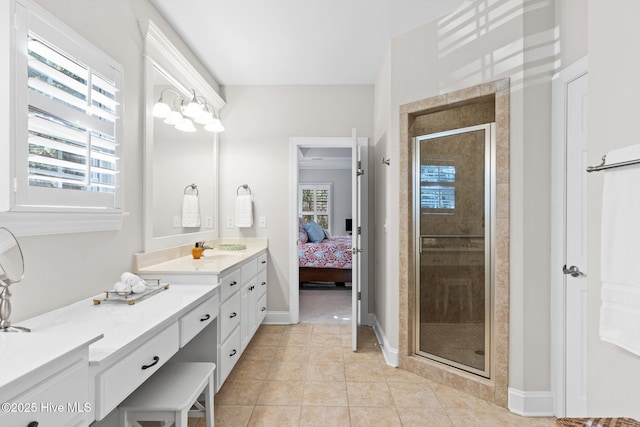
[205,374,214,427]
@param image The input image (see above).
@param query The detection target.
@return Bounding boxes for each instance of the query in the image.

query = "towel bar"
[236,184,251,195]
[587,155,640,172]
[184,183,199,195]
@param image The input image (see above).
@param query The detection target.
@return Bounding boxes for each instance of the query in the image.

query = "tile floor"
[188,323,558,427]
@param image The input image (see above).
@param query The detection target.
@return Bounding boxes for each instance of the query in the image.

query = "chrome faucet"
[198,241,214,251]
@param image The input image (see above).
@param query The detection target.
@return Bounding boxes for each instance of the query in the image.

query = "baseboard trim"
[263,311,291,324]
[508,388,554,417]
[372,315,399,367]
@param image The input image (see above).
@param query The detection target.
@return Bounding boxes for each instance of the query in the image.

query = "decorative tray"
[93,280,170,305]
[217,243,247,251]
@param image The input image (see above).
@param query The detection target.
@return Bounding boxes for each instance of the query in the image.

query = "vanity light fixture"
[152,88,224,133]
[182,90,205,118]
[175,117,196,132]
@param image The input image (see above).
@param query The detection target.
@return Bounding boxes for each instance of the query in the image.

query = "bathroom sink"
[201,251,244,261]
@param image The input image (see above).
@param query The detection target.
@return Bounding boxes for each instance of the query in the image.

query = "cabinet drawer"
[0,353,88,427]
[257,252,268,271]
[219,327,241,386]
[180,292,219,347]
[241,258,258,284]
[220,291,241,341]
[96,322,179,420]
[220,268,241,302]
[257,293,267,325]
[257,270,267,298]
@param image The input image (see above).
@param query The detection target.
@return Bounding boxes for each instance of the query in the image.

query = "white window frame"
[0,0,125,236]
[298,183,332,231]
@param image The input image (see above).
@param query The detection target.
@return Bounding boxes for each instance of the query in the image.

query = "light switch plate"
[226,217,234,228]
[259,216,267,228]
[205,217,213,228]
[173,216,181,228]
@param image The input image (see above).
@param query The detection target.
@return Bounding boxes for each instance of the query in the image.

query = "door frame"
[550,56,588,417]
[288,136,368,324]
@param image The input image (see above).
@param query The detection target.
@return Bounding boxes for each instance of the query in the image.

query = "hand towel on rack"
[181,194,201,227]
[235,194,253,228]
[599,143,640,357]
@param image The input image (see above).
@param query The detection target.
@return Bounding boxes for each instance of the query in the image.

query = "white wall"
[586,0,640,417]
[7,0,220,322]
[299,169,352,237]
[218,85,373,312]
[372,0,557,393]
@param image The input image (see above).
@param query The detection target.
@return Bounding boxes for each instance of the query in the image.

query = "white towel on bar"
[599,143,640,357]
[181,194,201,227]
[235,194,253,228]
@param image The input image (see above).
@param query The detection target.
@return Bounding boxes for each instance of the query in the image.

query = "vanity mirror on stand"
[0,227,29,332]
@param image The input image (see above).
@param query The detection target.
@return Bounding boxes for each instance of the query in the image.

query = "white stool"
[119,362,215,427]
[441,278,473,321]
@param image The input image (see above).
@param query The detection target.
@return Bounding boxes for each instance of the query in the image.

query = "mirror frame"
[140,20,224,251]
[0,227,24,285]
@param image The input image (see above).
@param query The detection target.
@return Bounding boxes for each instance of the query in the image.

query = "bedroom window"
[0,0,124,235]
[299,183,332,230]
[420,164,456,210]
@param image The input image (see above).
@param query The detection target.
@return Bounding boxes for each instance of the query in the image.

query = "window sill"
[0,210,126,236]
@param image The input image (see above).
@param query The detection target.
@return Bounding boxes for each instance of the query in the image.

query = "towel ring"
[236,184,251,195]
[184,183,199,196]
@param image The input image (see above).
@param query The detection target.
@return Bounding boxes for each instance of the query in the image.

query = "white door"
[564,72,588,416]
[351,128,362,351]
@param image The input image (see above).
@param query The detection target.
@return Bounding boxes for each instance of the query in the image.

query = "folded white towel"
[235,194,253,228]
[182,194,201,228]
[599,143,640,357]
[120,272,141,287]
[131,282,147,294]
[114,281,131,293]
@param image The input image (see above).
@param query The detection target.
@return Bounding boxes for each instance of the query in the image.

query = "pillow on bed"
[323,228,332,239]
[304,220,325,243]
[298,218,308,244]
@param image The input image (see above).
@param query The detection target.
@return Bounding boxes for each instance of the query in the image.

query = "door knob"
[563,265,586,278]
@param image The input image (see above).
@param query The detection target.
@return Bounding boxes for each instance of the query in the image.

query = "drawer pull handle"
[229,349,237,357]
[200,314,211,322]
[229,312,237,318]
[141,356,160,370]
[28,422,39,427]
[261,307,266,311]
[261,260,266,264]
[261,281,266,286]
[230,281,237,286]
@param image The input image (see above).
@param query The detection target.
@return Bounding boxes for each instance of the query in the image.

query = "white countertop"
[18,285,217,366]
[134,238,268,275]
[0,331,102,392]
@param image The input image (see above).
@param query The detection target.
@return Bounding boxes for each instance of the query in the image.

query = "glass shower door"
[414,123,494,378]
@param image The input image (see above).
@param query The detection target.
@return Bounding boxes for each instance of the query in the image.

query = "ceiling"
[298,147,352,170]
[150,0,465,86]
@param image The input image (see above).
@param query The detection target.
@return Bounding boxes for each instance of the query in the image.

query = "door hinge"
[357,226,361,235]
[13,177,18,192]
[357,161,364,176]
[357,291,361,300]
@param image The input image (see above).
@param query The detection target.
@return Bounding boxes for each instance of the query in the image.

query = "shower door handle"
[563,265,586,278]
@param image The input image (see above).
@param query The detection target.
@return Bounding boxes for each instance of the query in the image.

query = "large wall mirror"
[141,20,224,251]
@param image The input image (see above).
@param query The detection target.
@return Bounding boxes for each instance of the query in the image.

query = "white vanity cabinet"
[217,250,268,387]
[241,252,268,352]
[16,285,218,424]
[217,266,243,386]
[133,239,268,392]
[0,334,101,427]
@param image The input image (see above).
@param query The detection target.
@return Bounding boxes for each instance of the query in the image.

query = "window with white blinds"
[12,0,123,215]
[27,35,119,195]
[299,183,332,231]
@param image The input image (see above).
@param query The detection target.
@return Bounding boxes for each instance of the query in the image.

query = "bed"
[298,218,352,284]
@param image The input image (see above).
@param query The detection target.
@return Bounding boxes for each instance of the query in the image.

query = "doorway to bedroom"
[289,135,370,339]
